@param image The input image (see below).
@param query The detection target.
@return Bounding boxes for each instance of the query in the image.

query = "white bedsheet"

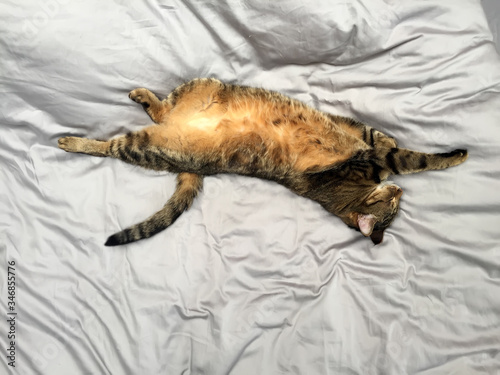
[1,0,500,374]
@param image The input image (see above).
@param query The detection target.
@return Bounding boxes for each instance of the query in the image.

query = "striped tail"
[382,148,468,176]
[105,173,203,246]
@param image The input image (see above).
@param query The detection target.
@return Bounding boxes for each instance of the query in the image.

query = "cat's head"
[340,183,403,244]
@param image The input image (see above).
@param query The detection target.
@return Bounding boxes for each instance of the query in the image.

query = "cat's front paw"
[440,148,468,167]
[453,149,468,165]
[58,136,83,153]
[448,149,468,162]
[129,88,153,108]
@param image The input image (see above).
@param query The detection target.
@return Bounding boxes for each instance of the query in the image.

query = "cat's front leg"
[363,127,397,149]
[129,88,171,124]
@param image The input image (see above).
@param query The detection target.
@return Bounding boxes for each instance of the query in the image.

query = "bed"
[1,0,500,374]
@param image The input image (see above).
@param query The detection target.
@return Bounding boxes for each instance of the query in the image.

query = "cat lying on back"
[58,78,468,246]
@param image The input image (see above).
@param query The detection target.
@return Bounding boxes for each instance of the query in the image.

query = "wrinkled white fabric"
[1,0,500,374]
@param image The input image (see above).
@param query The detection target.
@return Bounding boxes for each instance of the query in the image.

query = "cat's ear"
[357,214,376,236]
[358,214,385,244]
[345,213,384,244]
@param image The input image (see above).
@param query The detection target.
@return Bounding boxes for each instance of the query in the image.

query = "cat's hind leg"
[58,136,109,157]
[58,127,176,171]
[129,88,172,123]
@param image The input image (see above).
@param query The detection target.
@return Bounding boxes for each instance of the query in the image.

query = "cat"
[58,78,468,246]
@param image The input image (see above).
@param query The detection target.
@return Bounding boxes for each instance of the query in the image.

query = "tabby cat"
[58,78,468,246]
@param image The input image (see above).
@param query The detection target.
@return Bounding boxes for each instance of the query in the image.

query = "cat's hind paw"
[58,136,83,153]
[128,88,154,109]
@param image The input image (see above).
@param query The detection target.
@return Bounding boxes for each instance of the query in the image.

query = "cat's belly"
[151,102,367,173]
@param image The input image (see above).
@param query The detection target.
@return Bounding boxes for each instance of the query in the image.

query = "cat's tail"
[104,172,203,246]
[381,148,468,176]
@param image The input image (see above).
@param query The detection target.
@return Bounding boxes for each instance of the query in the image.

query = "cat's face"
[341,183,403,244]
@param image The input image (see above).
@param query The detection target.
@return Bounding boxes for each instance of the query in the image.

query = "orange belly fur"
[145,83,368,172]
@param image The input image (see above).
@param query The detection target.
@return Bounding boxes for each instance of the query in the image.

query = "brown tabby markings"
[58,78,468,246]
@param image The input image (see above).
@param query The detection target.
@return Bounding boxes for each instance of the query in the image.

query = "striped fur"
[105,173,203,246]
[58,78,468,245]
